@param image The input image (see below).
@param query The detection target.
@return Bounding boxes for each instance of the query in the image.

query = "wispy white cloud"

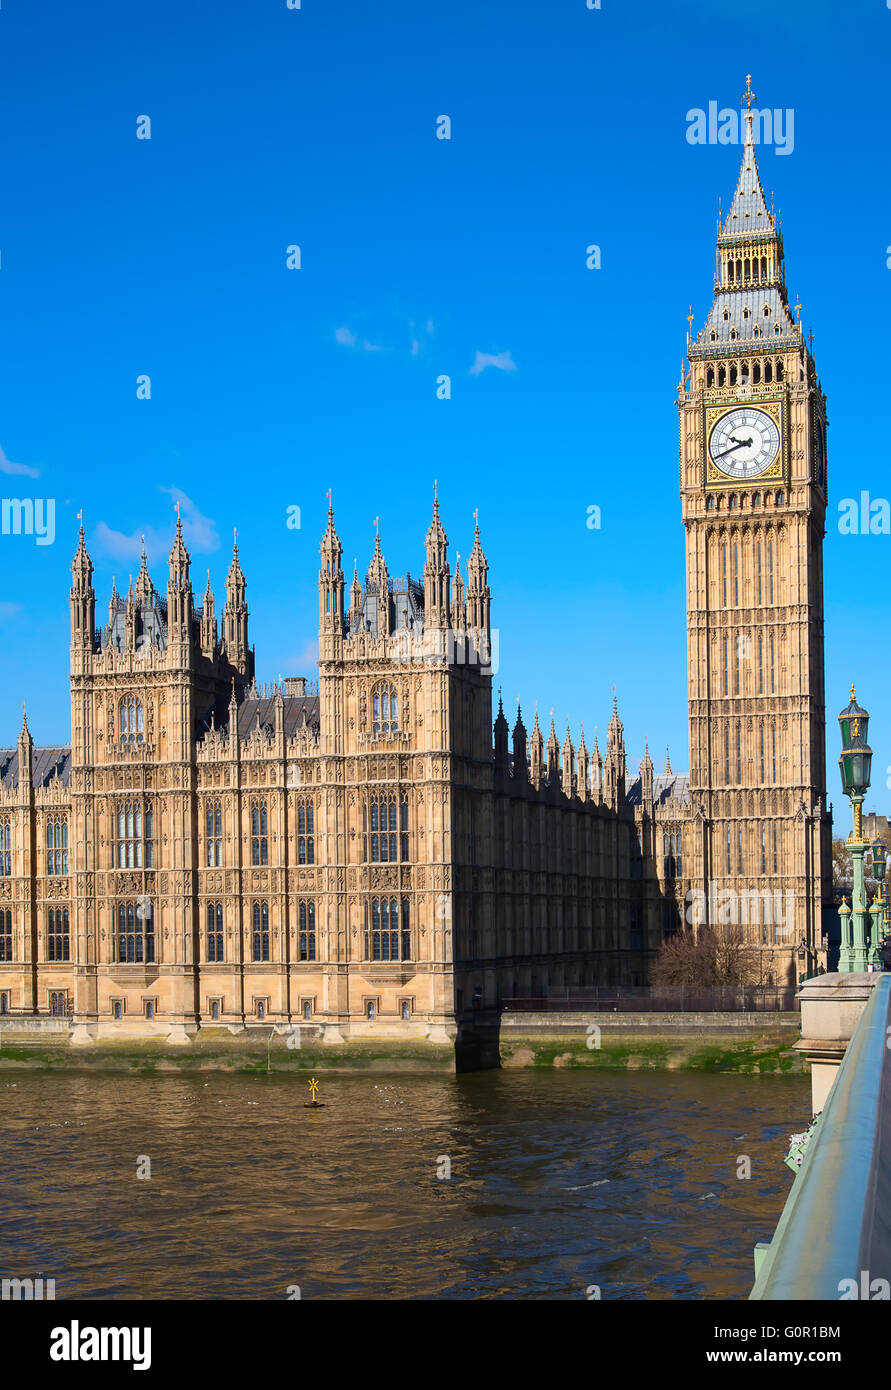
[283,637,319,674]
[335,325,384,352]
[469,350,517,376]
[0,444,39,479]
[0,602,23,621]
[94,487,220,565]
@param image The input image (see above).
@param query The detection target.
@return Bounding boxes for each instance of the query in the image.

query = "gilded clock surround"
[703,396,785,487]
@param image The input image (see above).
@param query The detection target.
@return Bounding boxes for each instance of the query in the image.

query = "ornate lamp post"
[837,686,873,973]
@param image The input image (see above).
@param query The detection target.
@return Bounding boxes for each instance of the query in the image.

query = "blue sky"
[0,0,889,819]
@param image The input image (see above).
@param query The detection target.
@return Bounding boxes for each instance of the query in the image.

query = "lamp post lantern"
[837,686,874,972]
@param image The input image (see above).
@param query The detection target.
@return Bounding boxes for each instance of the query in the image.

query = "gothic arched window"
[119,697,144,744]
[364,897,411,961]
[0,819,12,877]
[46,817,68,876]
[0,910,12,961]
[206,801,223,866]
[372,682,398,736]
[251,800,268,866]
[48,908,70,962]
[252,901,269,961]
[114,803,153,868]
[299,900,316,961]
[297,798,314,864]
[207,902,224,962]
[116,900,153,963]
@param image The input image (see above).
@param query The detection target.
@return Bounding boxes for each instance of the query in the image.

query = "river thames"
[0,1069,808,1300]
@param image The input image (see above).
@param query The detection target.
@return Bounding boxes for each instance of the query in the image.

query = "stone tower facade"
[679,92,833,981]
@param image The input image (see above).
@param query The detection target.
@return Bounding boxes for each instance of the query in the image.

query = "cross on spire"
[741,73,757,116]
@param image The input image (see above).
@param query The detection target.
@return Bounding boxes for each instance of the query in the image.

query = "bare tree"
[651,924,760,987]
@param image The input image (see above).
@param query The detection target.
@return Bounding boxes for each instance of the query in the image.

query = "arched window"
[207,902,224,962]
[775,491,785,507]
[0,819,12,877]
[46,817,68,876]
[116,900,153,963]
[0,910,12,961]
[752,492,761,506]
[365,792,399,862]
[252,901,269,961]
[753,362,761,383]
[706,366,715,386]
[251,801,268,866]
[718,366,726,387]
[299,900,316,961]
[729,494,738,509]
[742,305,750,319]
[705,495,715,510]
[297,799,314,864]
[206,801,223,866]
[764,360,773,383]
[364,897,410,962]
[776,359,784,381]
[722,307,730,321]
[114,802,153,868]
[774,323,781,335]
[372,682,398,735]
[48,908,70,962]
[760,256,767,279]
[119,697,144,744]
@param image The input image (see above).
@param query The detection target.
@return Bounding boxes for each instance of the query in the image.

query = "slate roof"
[0,746,72,789]
[235,695,320,739]
[693,285,797,351]
[626,771,690,807]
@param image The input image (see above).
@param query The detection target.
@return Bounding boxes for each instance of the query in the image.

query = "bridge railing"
[502,985,798,1012]
[750,973,891,1299]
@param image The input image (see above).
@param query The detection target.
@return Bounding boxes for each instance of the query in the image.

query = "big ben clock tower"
[679,78,832,982]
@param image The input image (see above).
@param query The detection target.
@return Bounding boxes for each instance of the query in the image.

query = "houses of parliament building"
[0,98,833,1042]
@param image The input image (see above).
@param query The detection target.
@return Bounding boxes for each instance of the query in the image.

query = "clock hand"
[714,437,753,459]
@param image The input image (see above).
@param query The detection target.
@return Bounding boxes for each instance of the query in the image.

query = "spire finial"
[851,683,856,701]
[741,73,756,120]
[77,508,84,534]
[326,487,333,516]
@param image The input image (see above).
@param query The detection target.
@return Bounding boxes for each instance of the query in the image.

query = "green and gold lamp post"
[837,686,873,973]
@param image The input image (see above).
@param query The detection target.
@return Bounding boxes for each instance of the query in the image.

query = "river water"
[0,1070,808,1300]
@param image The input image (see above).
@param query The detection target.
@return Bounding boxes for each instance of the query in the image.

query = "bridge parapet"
[751,974,891,1300]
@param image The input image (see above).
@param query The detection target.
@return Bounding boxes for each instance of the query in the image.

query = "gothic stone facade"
[0,499,692,1043]
[0,120,831,1040]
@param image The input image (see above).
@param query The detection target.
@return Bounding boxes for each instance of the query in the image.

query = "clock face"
[708,407,781,479]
